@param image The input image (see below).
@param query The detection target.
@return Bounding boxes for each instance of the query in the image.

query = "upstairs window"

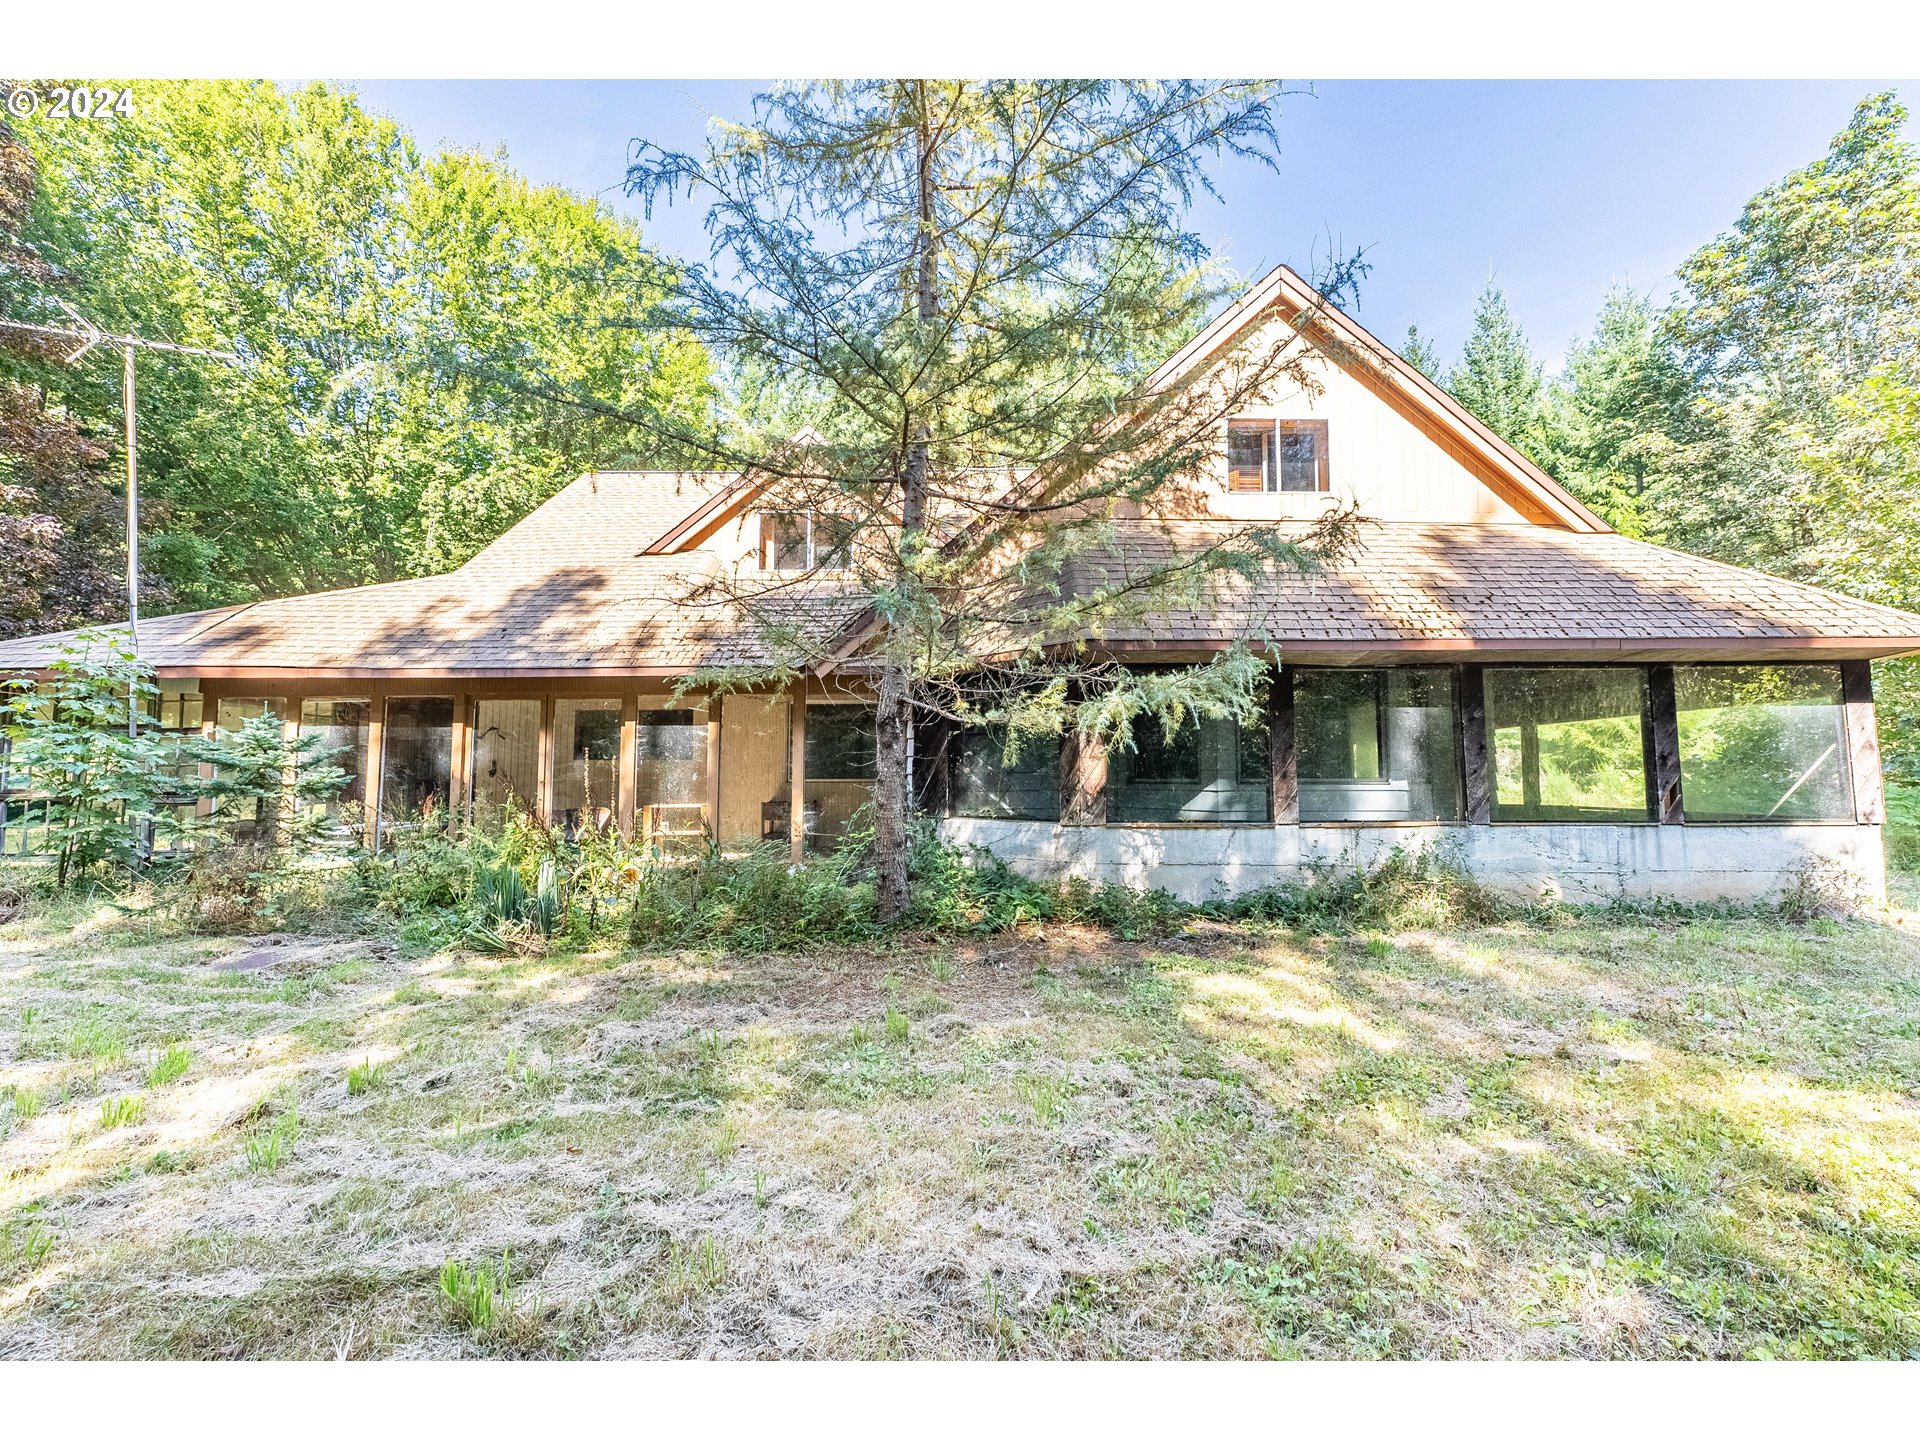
[1226,419,1330,493]
[759,511,854,571]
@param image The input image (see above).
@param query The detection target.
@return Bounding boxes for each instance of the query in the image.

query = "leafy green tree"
[1657,90,1920,764]
[1,80,712,616]
[628,80,1357,918]
[1448,279,1547,460]
[1539,287,1686,535]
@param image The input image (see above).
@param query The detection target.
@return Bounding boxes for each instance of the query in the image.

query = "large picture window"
[552,698,620,833]
[1485,668,1652,823]
[1295,668,1459,821]
[297,699,370,839]
[1675,665,1852,822]
[951,727,1061,821]
[805,704,876,851]
[1110,709,1270,824]
[380,697,454,830]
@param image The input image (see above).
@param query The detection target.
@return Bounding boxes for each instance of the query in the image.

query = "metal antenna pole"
[124,342,139,739]
[0,309,238,737]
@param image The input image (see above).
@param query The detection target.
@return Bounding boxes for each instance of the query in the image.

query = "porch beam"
[789,682,808,862]
[617,693,639,836]
[450,694,472,829]
[1842,660,1885,824]
[1646,664,1685,824]
[706,697,722,842]
[362,688,385,850]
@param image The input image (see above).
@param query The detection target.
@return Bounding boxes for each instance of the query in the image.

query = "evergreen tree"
[628,80,1358,918]
[1540,287,1685,536]
[1448,280,1546,459]
[1399,324,1443,378]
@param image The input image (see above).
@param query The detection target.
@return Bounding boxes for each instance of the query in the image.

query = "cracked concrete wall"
[936,817,1887,905]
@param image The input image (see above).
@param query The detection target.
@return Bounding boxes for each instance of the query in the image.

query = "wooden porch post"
[617,693,639,836]
[1646,664,1685,824]
[1842,660,1885,824]
[706,697,723,844]
[536,693,555,826]
[450,694,472,829]
[789,682,808,862]
[362,691,385,851]
[1267,661,1297,824]
[1458,664,1492,825]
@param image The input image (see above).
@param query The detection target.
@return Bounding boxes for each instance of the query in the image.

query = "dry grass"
[3,889,1919,1358]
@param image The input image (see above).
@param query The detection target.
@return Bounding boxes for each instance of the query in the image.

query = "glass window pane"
[814,515,855,569]
[298,699,370,839]
[951,727,1061,820]
[1111,711,1271,823]
[804,705,875,852]
[1675,665,1852,822]
[636,710,707,808]
[472,699,541,817]
[1279,425,1321,492]
[381,697,453,829]
[763,513,809,570]
[216,697,284,732]
[1297,668,1459,822]
[1486,668,1651,822]
[1228,424,1271,490]
[553,698,620,833]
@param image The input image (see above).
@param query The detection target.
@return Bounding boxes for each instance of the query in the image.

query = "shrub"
[1217,846,1508,933]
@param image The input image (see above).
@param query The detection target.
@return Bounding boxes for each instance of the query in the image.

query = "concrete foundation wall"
[936,817,1888,905]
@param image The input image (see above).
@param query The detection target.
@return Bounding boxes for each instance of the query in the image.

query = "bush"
[1886,782,1920,874]
[1216,846,1509,933]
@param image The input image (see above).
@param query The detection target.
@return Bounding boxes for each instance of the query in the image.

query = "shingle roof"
[4,483,1918,678]
[1047,521,1920,659]
[0,472,867,676]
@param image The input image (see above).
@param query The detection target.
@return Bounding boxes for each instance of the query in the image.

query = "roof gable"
[1144,264,1611,533]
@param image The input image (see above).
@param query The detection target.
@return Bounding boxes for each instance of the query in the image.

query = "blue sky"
[340,79,1914,372]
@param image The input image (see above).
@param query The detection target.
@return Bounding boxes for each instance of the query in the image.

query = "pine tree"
[1540,287,1684,536]
[1400,324,1442,378]
[627,80,1359,919]
[1448,280,1546,459]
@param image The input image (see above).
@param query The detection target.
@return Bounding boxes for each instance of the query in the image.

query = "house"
[3,265,1916,902]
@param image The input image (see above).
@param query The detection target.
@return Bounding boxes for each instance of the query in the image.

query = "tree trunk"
[872,660,912,919]
[873,83,939,923]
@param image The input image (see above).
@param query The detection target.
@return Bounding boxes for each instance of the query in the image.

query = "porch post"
[1267,661,1297,824]
[536,693,555,826]
[706,697,723,843]
[1842,660,1885,824]
[450,694,472,829]
[789,681,808,862]
[1646,664,1685,824]
[362,691,385,851]
[617,693,639,836]
[1458,664,1492,825]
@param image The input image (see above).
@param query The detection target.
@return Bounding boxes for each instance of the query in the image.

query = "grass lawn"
[4,887,1920,1359]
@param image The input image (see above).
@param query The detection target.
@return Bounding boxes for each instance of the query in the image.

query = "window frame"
[759,510,855,571]
[1224,418,1331,494]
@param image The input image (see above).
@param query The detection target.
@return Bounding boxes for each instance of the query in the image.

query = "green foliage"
[145,1043,190,1088]
[439,1251,514,1336]
[245,1107,299,1171]
[3,80,711,612]
[2,633,176,887]
[1885,782,1920,873]
[1219,846,1509,933]
[346,1058,386,1097]
[98,1095,145,1129]
[178,712,348,852]
[1448,280,1547,460]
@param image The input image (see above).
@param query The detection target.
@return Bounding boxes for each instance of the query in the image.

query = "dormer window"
[1227,419,1330,494]
[759,511,853,571]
